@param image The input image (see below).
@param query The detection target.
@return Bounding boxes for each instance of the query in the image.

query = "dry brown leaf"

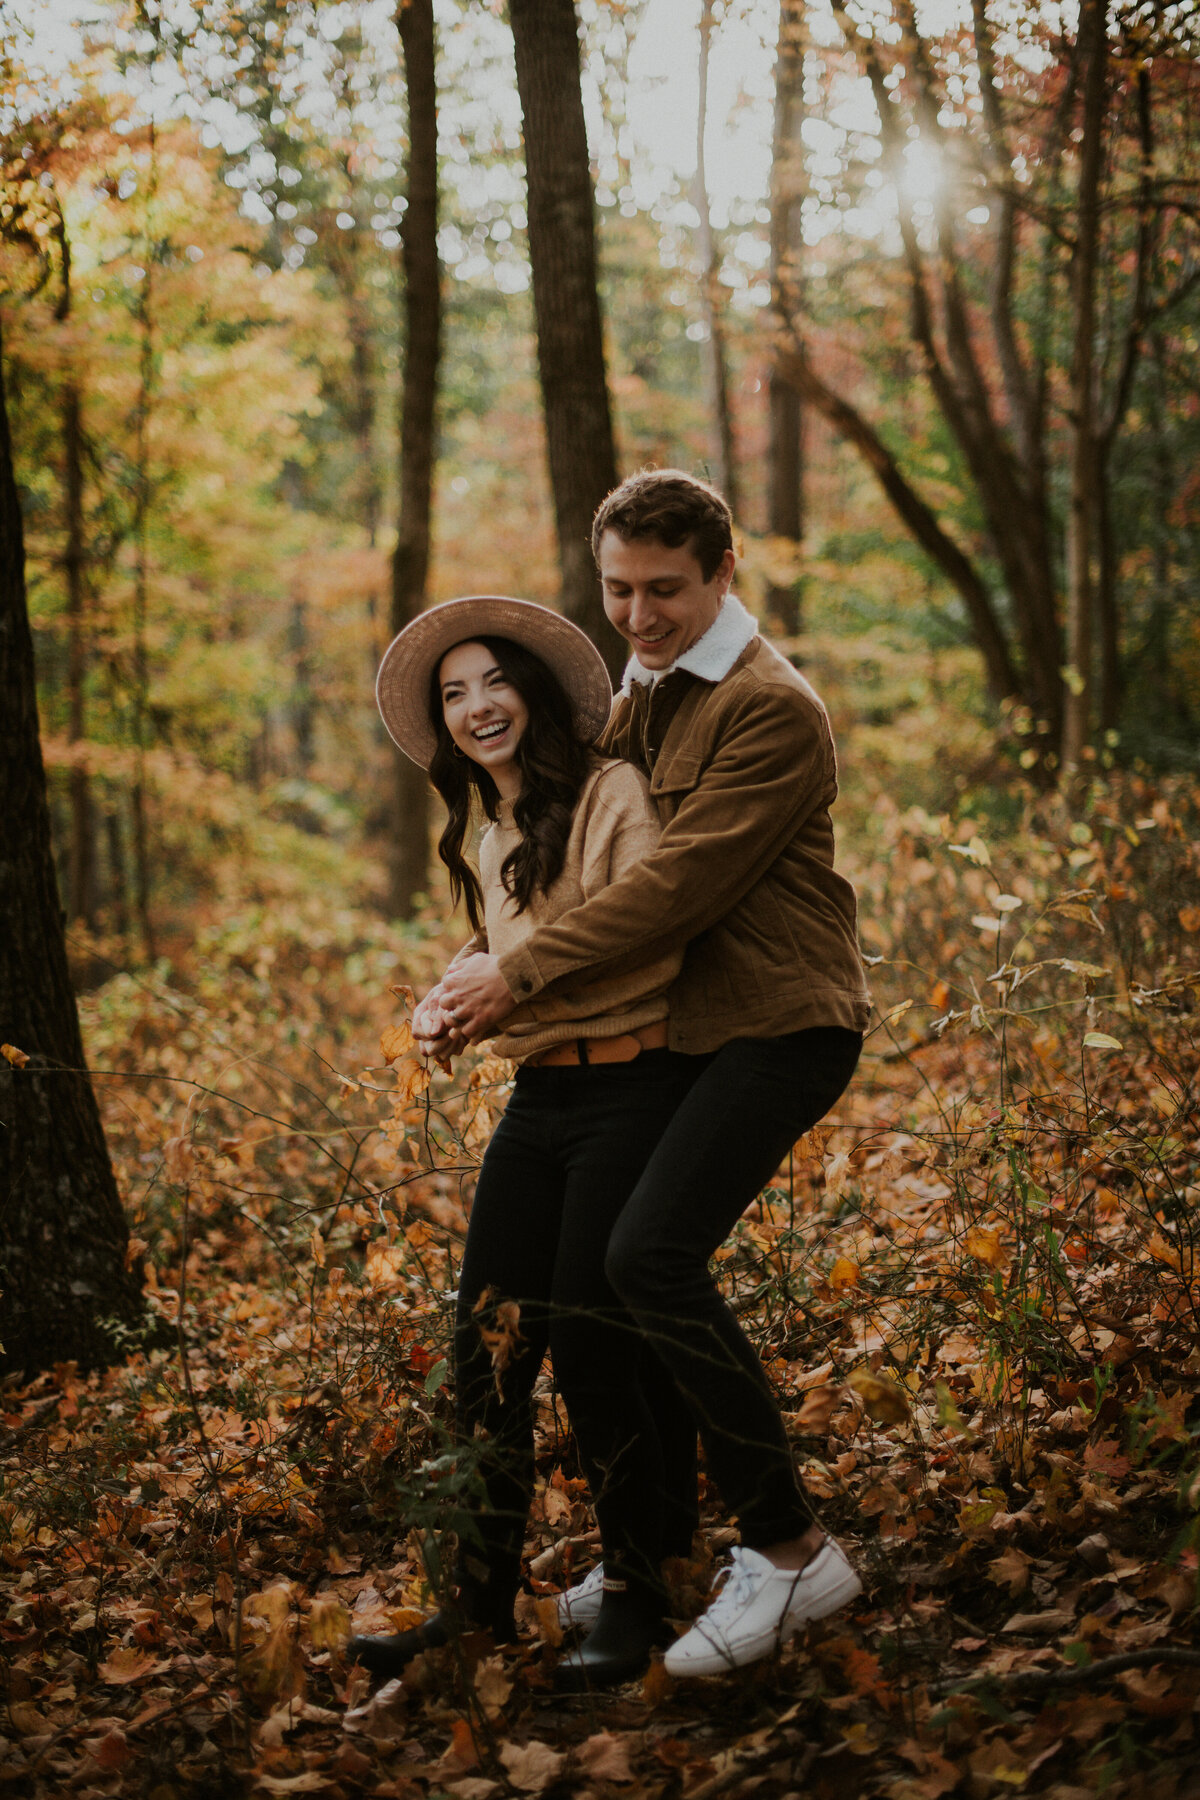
[1,1042,29,1068]
[473,1653,512,1720]
[794,1384,841,1433]
[987,1545,1032,1595]
[97,1646,165,1685]
[499,1739,565,1793]
[575,1729,635,1783]
[1002,1607,1076,1634]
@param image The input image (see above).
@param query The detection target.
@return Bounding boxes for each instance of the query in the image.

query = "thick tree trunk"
[388,0,441,920]
[0,323,143,1376]
[766,0,806,632]
[1062,0,1107,776]
[508,0,623,679]
[695,0,739,518]
[63,379,94,926]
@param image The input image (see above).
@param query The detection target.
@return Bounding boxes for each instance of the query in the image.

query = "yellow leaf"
[306,1595,351,1651]
[1083,1031,1123,1051]
[846,1367,911,1425]
[380,1021,414,1064]
[1,1043,29,1068]
[827,1257,860,1292]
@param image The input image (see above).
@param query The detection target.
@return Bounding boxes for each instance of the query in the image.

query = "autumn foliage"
[2,687,1198,1796]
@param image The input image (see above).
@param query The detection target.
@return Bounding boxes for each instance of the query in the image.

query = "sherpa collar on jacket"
[620,594,759,694]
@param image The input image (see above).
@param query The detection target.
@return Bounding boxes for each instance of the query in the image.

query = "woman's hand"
[413,983,463,1062]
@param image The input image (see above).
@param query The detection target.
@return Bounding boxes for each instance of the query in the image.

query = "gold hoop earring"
[452,743,467,759]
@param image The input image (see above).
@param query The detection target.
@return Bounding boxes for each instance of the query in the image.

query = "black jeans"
[452,1027,861,1628]
[454,1049,703,1626]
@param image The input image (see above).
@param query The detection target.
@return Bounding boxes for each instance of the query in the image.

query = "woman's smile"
[439,640,530,800]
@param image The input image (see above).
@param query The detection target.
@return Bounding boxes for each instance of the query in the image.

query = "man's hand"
[437,953,517,1041]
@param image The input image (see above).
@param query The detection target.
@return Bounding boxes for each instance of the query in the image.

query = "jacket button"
[520,979,533,994]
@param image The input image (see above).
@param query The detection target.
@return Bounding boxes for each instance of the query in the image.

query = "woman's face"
[438,640,530,799]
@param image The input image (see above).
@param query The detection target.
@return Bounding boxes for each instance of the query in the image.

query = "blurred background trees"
[2,0,1197,958]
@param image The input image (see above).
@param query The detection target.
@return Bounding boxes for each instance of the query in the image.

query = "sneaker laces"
[702,1547,763,1627]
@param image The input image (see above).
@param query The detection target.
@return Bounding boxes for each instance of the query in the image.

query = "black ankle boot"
[553,1591,670,1693]
[347,1609,456,1680]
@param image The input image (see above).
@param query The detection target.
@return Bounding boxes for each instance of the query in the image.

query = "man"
[437,469,871,1677]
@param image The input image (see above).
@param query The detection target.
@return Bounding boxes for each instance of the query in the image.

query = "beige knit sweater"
[462,760,681,1062]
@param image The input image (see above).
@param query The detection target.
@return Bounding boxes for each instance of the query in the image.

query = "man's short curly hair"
[591,468,734,582]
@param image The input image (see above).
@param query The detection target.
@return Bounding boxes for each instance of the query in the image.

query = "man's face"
[599,531,735,671]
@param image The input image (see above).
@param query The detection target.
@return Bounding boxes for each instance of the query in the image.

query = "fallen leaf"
[499,1739,565,1793]
[963,1225,1007,1268]
[97,1646,165,1685]
[306,1595,351,1651]
[575,1730,635,1783]
[473,1653,512,1720]
[828,1256,860,1290]
[1,1042,29,1068]
[846,1366,911,1424]
[1002,1607,1076,1635]
[794,1384,841,1433]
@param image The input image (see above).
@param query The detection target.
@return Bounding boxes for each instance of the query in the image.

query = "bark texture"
[695,0,739,517]
[508,0,623,679]
[388,0,440,918]
[0,323,143,1376]
[766,0,806,631]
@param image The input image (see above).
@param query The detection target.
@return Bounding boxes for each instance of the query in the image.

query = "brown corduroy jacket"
[496,631,871,1054]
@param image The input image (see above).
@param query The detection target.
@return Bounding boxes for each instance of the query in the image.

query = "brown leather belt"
[525,1021,669,1069]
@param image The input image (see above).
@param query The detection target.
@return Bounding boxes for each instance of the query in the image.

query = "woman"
[349,595,698,1691]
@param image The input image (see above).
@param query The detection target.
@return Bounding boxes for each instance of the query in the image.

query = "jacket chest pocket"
[649,747,704,803]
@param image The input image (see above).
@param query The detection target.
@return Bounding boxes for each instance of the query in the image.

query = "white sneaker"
[555,1560,605,1632]
[663,1541,861,1677]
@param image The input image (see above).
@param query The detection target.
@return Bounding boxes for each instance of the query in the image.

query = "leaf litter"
[2,771,1199,1797]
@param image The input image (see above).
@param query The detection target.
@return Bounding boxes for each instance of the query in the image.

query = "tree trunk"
[388,0,441,920]
[508,0,623,679]
[63,379,94,926]
[1062,0,1107,777]
[695,0,739,518]
[766,0,806,632]
[0,321,144,1376]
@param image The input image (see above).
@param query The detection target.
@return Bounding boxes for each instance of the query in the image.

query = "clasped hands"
[411,953,516,1061]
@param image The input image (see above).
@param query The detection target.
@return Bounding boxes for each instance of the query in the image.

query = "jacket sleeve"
[497,683,832,1003]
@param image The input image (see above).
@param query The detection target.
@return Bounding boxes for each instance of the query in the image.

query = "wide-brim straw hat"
[376,595,613,769]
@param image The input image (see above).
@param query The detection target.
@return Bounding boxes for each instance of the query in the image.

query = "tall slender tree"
[0,319,144,1375]
[388,0,440,918]
[694,0,739,517]
[765,0,806,632]
[508,0,622,678]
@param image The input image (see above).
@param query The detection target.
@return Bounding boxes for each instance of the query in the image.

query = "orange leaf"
[828,1257,860,1291]
[1,1043,29,1068]
[380,1021,414,1064]
[392,1055,433,1104]
[98,1646,164,1684]
[963,1225,1007,1269]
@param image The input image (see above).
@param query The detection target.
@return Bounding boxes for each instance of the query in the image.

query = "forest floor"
[3,666,1199,1800]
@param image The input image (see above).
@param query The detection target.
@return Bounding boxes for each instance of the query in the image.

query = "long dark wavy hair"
[428,636,593,934]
